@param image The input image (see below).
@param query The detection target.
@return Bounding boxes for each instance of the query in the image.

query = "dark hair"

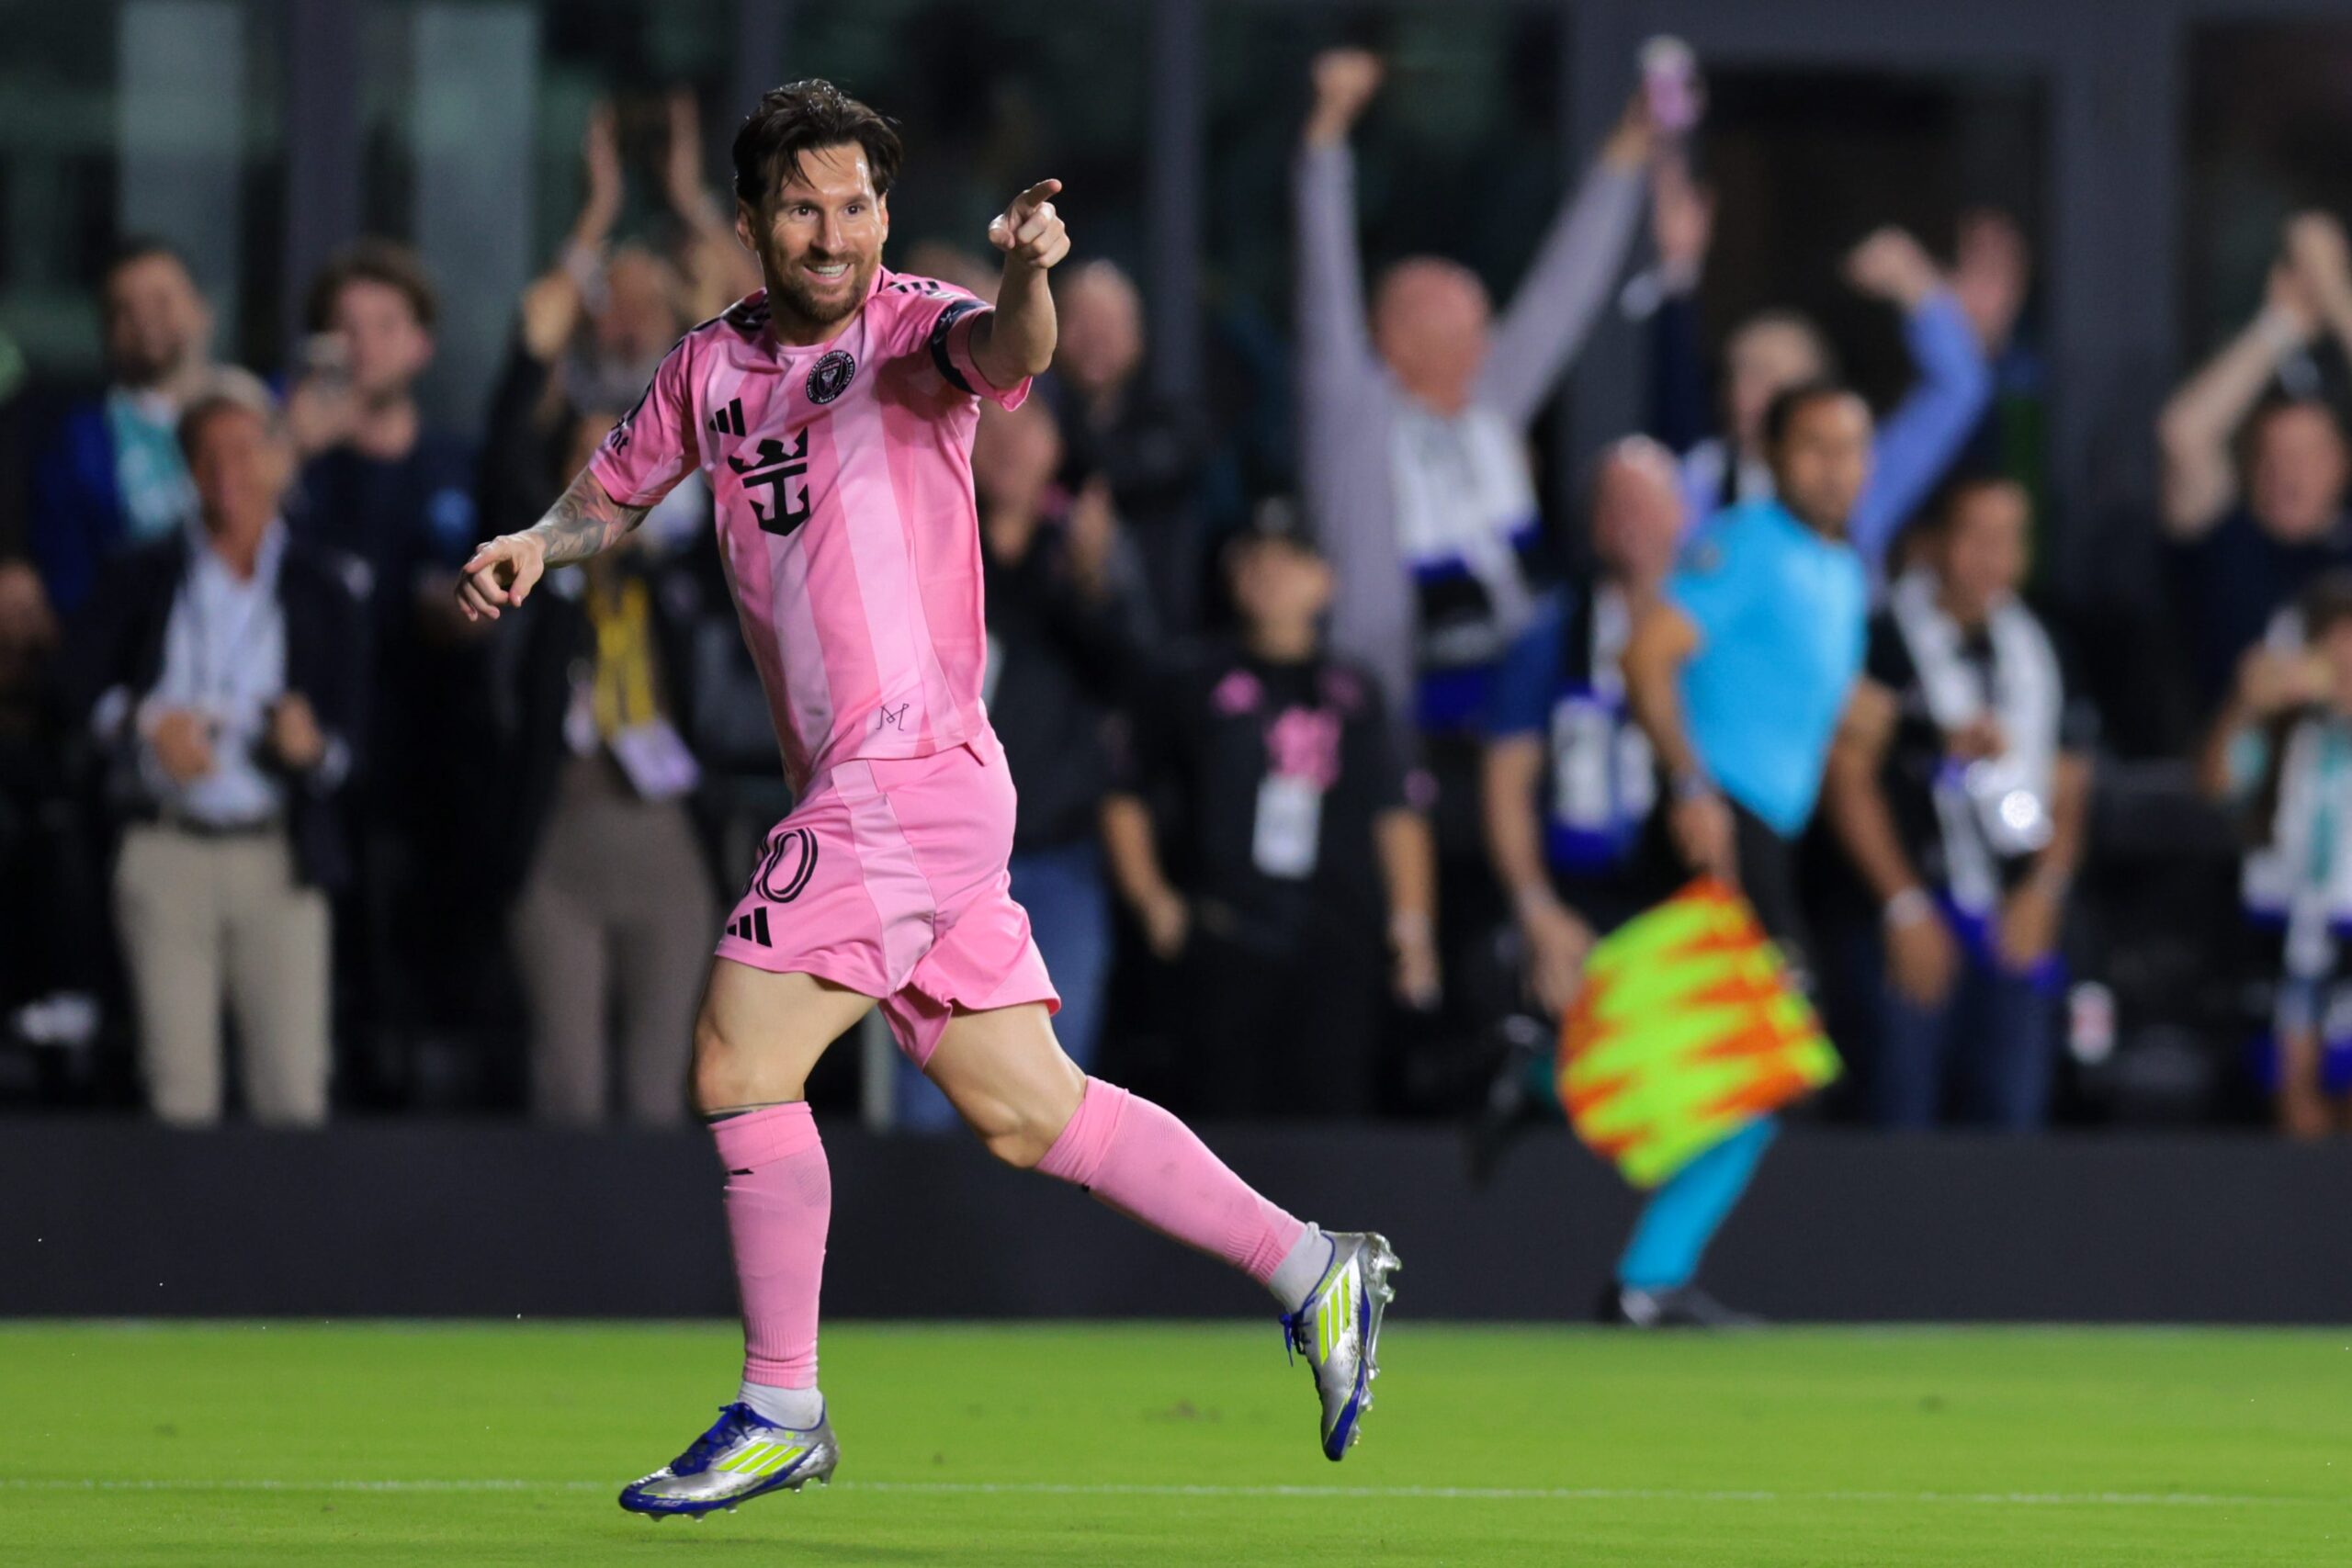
[1224,495,1322,572]
[1925,471,2027,531]
[304,239,438,333]
[96,235,196,299]
[1761,378,1859,449]
[732,79,903,209]
[2301,570,2352,639]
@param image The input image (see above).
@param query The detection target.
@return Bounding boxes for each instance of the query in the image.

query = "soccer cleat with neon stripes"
[1281,1230,1400,1461]
[616,1401,838,1518]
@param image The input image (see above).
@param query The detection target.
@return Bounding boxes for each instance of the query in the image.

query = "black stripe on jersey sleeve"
[928,297,987,395]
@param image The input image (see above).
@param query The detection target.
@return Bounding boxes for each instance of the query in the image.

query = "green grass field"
[3,1322,2346,1566]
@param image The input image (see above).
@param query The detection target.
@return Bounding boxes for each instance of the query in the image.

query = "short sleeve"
[1487,592,1570,739]
[1861,612,1911,692]
[587,336,700,507]
[1664,519,1753,649]
[885,283,1031,412]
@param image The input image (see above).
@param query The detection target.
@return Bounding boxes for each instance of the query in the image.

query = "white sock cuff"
[1267,1223,1330,1314]
[739,1379,825,1431]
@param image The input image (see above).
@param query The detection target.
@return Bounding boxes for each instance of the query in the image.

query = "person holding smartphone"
[2201,571,2352,1138]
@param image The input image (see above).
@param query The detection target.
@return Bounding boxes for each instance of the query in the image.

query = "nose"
[813,211,844,257]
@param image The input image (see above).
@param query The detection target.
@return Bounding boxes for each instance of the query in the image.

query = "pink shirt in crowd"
[588,270,1028,791]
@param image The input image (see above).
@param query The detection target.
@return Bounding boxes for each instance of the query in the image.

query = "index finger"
[1010,178,1063,217]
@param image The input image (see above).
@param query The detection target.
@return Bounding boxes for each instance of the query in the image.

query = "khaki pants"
[113,823,332,1126]
[510,758,714,1126]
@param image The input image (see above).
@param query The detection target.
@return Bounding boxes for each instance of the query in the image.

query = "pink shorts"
[714,728,1059,1066]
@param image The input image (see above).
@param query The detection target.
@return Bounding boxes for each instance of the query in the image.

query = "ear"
[734,199,759,255]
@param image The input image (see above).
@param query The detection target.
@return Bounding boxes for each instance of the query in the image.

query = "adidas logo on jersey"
[728,907,773,948]
[707,398,747,437]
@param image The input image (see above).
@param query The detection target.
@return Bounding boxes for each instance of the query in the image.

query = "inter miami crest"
[807,349,856,405]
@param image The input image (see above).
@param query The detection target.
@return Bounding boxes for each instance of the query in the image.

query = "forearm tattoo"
[526,469,650,567]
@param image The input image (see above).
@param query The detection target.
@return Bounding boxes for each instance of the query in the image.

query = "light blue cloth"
[1668,499,1868,837]
[141,521,291,826]
[1675,290,1989,576]
[1617,1115,1778,1291]
[104,387,197,544]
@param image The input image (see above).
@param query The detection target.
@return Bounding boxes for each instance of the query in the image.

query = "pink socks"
[712,1082,1315,1402]
[711,1102,830,1391]
[1035,1077,1308,1286]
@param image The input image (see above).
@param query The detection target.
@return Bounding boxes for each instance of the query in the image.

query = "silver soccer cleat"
[1282,1230,1401,1461]
[617,1402,839,1519]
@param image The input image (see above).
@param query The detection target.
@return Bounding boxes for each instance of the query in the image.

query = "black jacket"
[62,530,370,891]
[985,520,1152,852]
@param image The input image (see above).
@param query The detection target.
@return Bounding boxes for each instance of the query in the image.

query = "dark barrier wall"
[7,1120,2351,1322]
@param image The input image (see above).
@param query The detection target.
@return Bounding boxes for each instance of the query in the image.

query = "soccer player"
[455,81,1397,1518]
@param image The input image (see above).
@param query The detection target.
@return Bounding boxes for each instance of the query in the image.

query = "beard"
[766,253,876,330]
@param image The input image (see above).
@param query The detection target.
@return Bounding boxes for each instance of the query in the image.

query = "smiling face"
[736,141,889,342]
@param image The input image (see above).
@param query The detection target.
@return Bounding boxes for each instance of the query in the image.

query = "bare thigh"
[692,959,876,1115]
[922,1002,1086,1168]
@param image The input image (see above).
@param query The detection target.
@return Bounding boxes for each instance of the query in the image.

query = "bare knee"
[967,1099,1068,1171]
[922,1003,1086,1168]
[949,1068,1084,1170]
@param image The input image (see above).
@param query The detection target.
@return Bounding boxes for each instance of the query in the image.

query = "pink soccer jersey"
[588,270,1028,790]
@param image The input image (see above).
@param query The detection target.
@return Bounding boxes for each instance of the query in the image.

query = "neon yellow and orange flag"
[1558,879,1839,1189]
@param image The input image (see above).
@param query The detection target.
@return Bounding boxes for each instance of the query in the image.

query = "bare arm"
[1623,595,1739,882]
[455,468,648,623]
[1482,733,1597,1014]
[1101,793,1189,960]
[1376,806,1442,1009]
[2197,647,2318,800]
[2036,751,2092,888]
[2157,266,2313,540]
[1480,737,1554,906]
[969,181,1069,390]
[1621,597,1705,787]
[1824,679,1962,1003]
[1821,680,1925,906]
[1375,807,1437,929]
[2285,212,2352,388]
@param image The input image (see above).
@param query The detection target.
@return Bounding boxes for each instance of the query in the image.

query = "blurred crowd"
[4,58,2352,1144]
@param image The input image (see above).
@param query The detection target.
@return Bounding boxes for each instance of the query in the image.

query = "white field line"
[0,1478,2321,1507]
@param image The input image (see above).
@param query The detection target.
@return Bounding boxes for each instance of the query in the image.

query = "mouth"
[803,261,852,287]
